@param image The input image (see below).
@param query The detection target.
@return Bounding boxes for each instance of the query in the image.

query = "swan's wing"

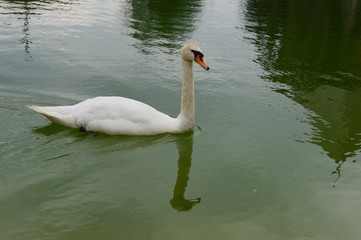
[29,97,177,135]
[75,97,177,135]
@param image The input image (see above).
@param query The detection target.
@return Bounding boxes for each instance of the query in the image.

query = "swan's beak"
[195,55,210,70]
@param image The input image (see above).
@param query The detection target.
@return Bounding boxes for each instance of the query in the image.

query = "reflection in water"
[4,0,34,61]
[244,0,361,179]
[1,0,74,61]
[123,0,203,54]
[33,124,201,210]
[170,134,201,211]
[20,2,31,54]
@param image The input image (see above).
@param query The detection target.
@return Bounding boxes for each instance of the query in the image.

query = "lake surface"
[1,0,361,239]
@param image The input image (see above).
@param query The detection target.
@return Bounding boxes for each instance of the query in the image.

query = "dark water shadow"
[33,122,73,136]
[243,0,361,182]
[122,0,204,55]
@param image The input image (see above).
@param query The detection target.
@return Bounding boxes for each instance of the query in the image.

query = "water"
[1,0,361,239]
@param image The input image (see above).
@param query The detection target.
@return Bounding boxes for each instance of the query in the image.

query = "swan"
[28,43,209,135]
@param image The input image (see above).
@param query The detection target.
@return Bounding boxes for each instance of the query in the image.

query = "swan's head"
[181,43,210,70]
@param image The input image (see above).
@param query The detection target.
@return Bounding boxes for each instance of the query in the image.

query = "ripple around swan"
[31,122,201,155]
[0,86,201,164]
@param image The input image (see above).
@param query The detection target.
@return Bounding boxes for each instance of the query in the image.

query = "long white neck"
[176,59,195,131]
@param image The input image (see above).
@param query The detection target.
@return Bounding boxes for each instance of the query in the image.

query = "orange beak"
[195,55,210,70]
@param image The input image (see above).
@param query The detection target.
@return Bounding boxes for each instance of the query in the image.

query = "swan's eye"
[191,50,204,60]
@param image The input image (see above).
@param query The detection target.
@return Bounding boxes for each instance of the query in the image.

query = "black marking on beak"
[191,50,204,59]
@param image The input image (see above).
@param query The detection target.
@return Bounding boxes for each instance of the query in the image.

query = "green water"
[1,0,361,239]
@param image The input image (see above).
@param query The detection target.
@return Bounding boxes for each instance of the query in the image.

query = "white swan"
[28,43,209,135]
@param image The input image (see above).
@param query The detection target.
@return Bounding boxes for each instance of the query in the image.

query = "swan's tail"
[27,105,48,115]
[27,105,72,126]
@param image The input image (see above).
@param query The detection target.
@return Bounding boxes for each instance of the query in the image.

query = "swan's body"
[28,97,179,135]
[28,43,209,135]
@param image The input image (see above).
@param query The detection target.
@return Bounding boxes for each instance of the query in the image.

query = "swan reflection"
[170,134,201,211]
[33,124,201,210]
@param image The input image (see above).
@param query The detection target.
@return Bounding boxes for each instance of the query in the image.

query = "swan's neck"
[177,59,195,131]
